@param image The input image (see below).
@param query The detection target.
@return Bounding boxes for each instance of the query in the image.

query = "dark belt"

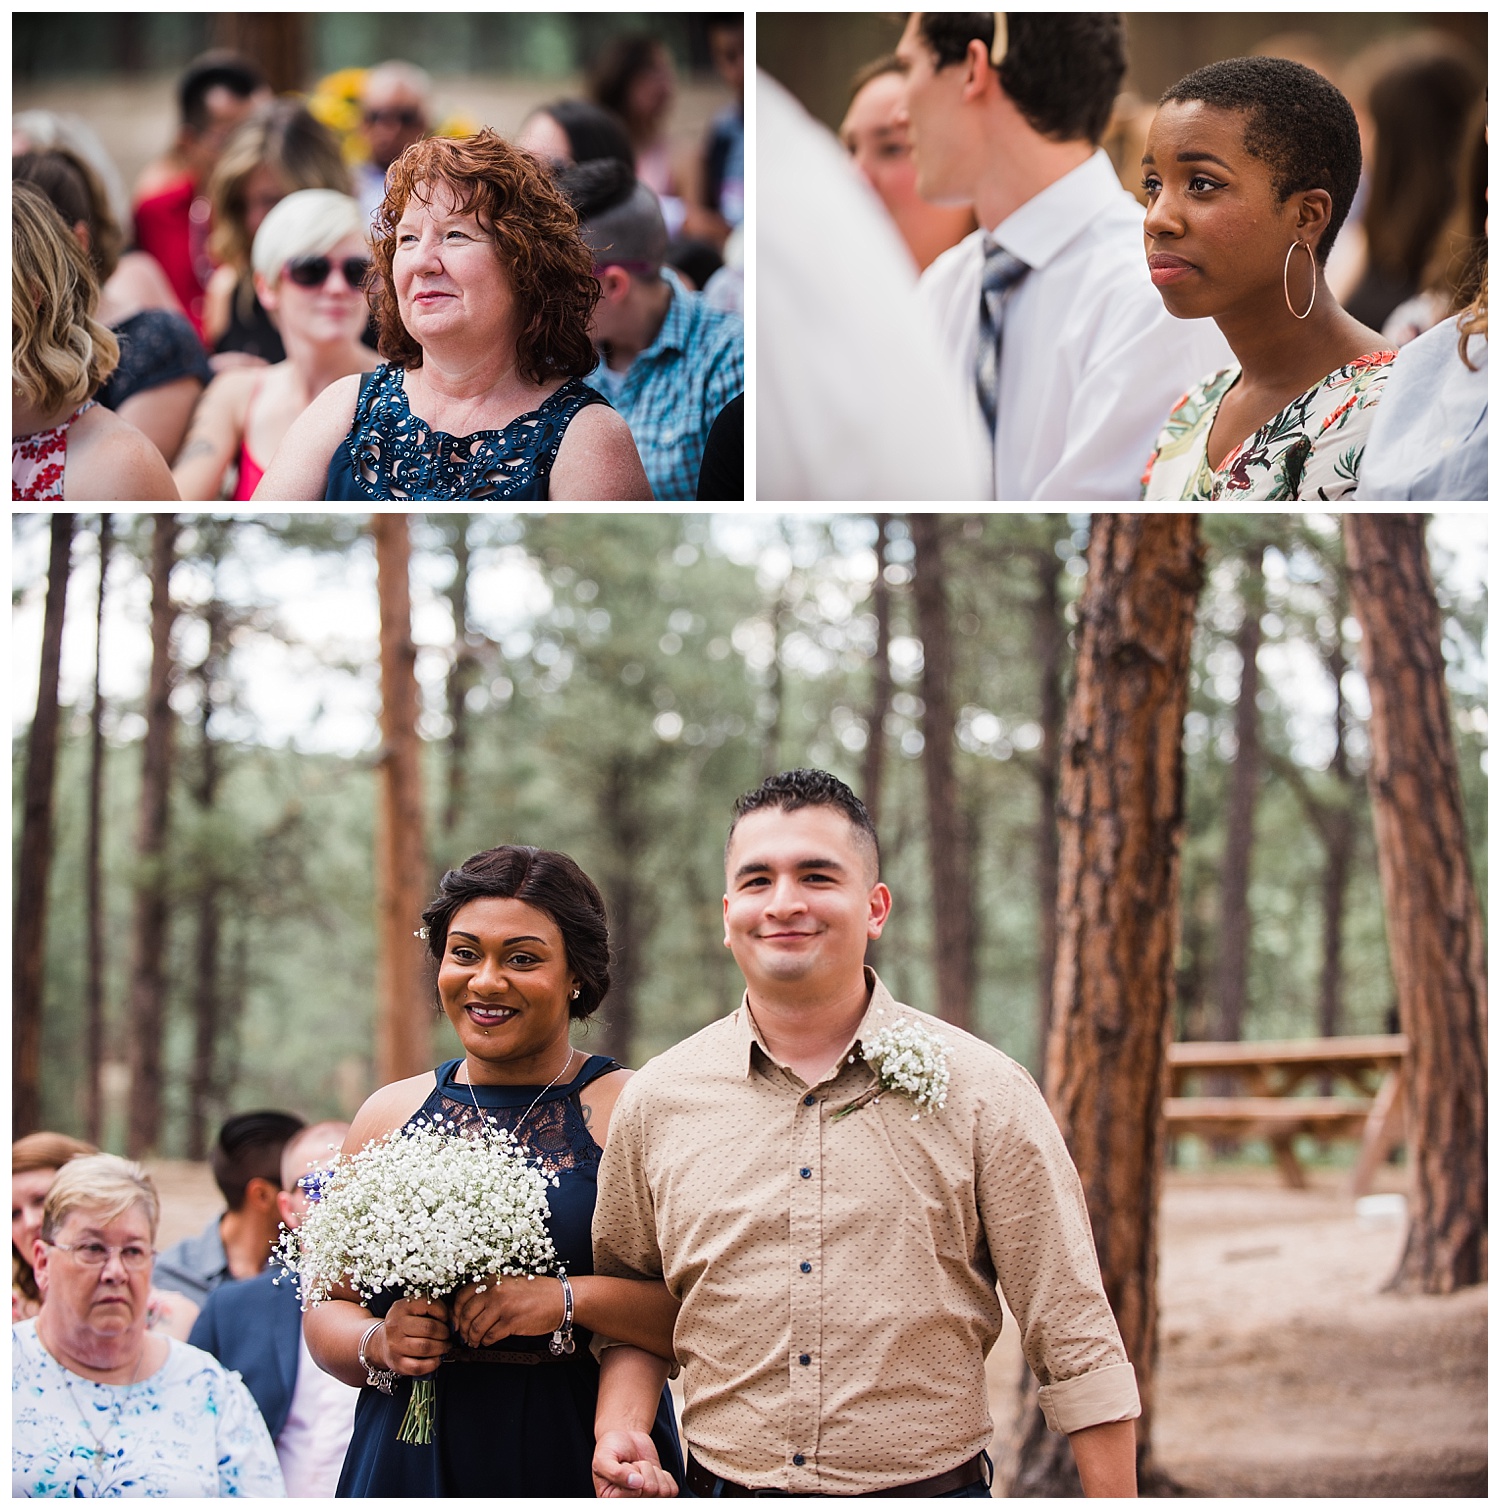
[686,1452,986,1498]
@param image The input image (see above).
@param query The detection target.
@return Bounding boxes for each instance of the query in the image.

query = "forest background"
[11,512,1488,1163]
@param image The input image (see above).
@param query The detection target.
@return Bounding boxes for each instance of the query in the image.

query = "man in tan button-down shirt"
[592,771,1139,1497]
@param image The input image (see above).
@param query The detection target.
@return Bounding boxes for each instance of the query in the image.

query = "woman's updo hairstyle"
[420,845,610,1019]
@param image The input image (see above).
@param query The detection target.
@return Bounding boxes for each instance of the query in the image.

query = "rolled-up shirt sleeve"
[976,1057,1141,1434]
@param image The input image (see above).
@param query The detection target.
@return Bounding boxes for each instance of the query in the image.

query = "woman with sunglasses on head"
[256,130,650,500]
[173,189,379,500]
[1140,56,1396,500]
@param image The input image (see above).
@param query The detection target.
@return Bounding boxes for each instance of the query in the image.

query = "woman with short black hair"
[1140,56,1396,500]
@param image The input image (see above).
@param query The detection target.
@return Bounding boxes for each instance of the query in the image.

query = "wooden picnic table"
[1164,1034,1407,1194]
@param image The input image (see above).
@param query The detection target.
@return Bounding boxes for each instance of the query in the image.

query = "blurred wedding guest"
[175,191,379,500]
[1356,271,1487,501]
[355,61,433,226]
[12,183,179,501]
[902,12,1229,500]
[840,56,976,271]
[256,131,649,500]
[514,98,634,176]
[12,1154,284,1496]
[702,222,743,315]
[683,13,744,250]
[204,102,354,363]
[190,1122,357,1498]
[696,392,743,500]
[133,51,270,340]
[14,110,132,233]
[15,148,211,463]
[563,159,743,501]
[758,73,987,501]
[154,1111,304,1309]
[590,34,684,229]
[1140,58,1395,501]
[1342,34,1484,334]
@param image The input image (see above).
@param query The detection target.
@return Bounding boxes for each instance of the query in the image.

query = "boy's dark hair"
[557,156,638,221]
[420,846,611,1019]
[535,99,635,173]
[178,50,266,135]
[1159,56,1362,266]
[728,769,881,875]
[211,1111,305,1210]
[917,13,1125,146]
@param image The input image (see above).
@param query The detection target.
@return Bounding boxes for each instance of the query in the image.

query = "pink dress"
[12,401,95,500]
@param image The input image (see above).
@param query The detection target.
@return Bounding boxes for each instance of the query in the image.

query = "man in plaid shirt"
[566,162,744,500]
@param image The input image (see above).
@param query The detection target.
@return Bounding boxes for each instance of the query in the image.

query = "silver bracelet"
[549,1269,575,1356]
[358,1318,398,1394]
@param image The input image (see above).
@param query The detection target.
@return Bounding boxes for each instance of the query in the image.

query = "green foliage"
[12,513,1487,1151]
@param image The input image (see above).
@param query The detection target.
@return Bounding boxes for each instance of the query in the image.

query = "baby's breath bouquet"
[277,1116,559,1445]
[835,1016,951,1121]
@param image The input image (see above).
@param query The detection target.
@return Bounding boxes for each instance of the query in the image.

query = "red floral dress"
[12,401,95,501]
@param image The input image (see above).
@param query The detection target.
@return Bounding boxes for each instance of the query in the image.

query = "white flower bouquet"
[276,1116,559,1445]
[836,1016,951,1120]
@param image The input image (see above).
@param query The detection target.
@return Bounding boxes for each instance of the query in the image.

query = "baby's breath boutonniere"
[834,1017,950,1121]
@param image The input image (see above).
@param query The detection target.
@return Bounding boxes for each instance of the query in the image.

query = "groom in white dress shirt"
[897,12,1230,501]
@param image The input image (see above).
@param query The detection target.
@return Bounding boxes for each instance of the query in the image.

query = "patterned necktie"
[974,238,1029,439]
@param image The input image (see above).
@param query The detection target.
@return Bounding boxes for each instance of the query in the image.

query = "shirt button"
[800,1167,812,1179]
[793,1454,806,1467]
[799,1353,811,1366]
[799,1261,811,1273]
[803,1094,816,1106]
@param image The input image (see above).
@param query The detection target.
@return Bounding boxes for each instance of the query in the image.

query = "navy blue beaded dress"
[336,1055,682,1498]
[324,364,608,500]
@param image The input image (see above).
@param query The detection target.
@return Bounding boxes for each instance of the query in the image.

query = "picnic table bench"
[1164,1034,1407,1194]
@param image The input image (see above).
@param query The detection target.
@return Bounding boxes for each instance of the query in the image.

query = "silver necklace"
[58,1344,146,1486]
[462,1046,579,1137]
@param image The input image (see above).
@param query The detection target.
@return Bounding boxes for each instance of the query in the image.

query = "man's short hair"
[560,158,668,277]
[210,1111,305,1210]
[916,13,1126,146]
[178,51,267,135]
[728,769,881,877]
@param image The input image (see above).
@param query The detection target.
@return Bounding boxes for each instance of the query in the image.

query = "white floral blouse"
[1141,352,1397,500]
[11,1321,285,1497]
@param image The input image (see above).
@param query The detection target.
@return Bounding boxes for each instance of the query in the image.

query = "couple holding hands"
[318,769,1138,1498]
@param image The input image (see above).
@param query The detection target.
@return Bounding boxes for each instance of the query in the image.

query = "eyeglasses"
[46,1240,156,1271]
[284,255,372,290]
[364,108,423,129]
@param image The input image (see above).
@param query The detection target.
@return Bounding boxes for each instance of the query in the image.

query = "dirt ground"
[146,1159,1486,1498]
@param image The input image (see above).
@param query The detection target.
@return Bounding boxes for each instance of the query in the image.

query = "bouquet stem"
[397,1377,436,1445]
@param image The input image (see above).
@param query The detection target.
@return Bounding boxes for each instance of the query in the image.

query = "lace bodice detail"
[324,364,607,500]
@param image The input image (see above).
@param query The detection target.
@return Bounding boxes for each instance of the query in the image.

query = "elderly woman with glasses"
[255,130,650,500]
[173,189,380,500]
[11,1154,284,1497]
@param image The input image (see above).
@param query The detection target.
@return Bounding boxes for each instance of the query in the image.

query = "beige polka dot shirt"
[593,972,1140,1494]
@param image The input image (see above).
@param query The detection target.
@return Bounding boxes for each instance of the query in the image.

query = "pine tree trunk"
[1343,514,1486,1294]
[373,515,432,1086]
[862,515,893,831]
[593,757,657,1065]
[442,518,476,839]
[1213,547,1264,1048]
[84,515,112,1146]
[1005,514,1204,1495]
[13,514,76,1139]
[126,516,180,1158]
[909,513,974,1031]
[1028,546,1066,1081]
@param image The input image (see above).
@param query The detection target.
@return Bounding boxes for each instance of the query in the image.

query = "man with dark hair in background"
[133,50,271,338]
[154,1109,304,1309]
[683,13,744,250]
[560,158,743,500]
[897,12,1229,499]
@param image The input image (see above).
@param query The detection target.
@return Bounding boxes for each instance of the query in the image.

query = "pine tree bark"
[1343,514,1486,1294]
[13,514,76,1139]
[1005,514,1204,1495]
[442,517,478,838]
[593,757,657,1065]
[909,513,975,1031]
[373,515,432,1086]
[1213,547,1265,1047]
[84,515,113,1146]
[862,515,894,832]
[126,516,180,1158]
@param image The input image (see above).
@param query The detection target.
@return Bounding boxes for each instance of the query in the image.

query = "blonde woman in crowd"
[12,181,178,500]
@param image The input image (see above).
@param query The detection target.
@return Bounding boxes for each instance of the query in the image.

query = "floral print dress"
[1141,352,1397,500]
[12,402,95,502]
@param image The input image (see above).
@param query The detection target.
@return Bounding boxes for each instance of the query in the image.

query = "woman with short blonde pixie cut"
[12,182,177,499]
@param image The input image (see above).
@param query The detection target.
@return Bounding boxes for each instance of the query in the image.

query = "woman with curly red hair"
[254,130,649,499]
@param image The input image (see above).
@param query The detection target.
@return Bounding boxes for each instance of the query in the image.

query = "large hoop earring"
[1283,240,1316,320]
